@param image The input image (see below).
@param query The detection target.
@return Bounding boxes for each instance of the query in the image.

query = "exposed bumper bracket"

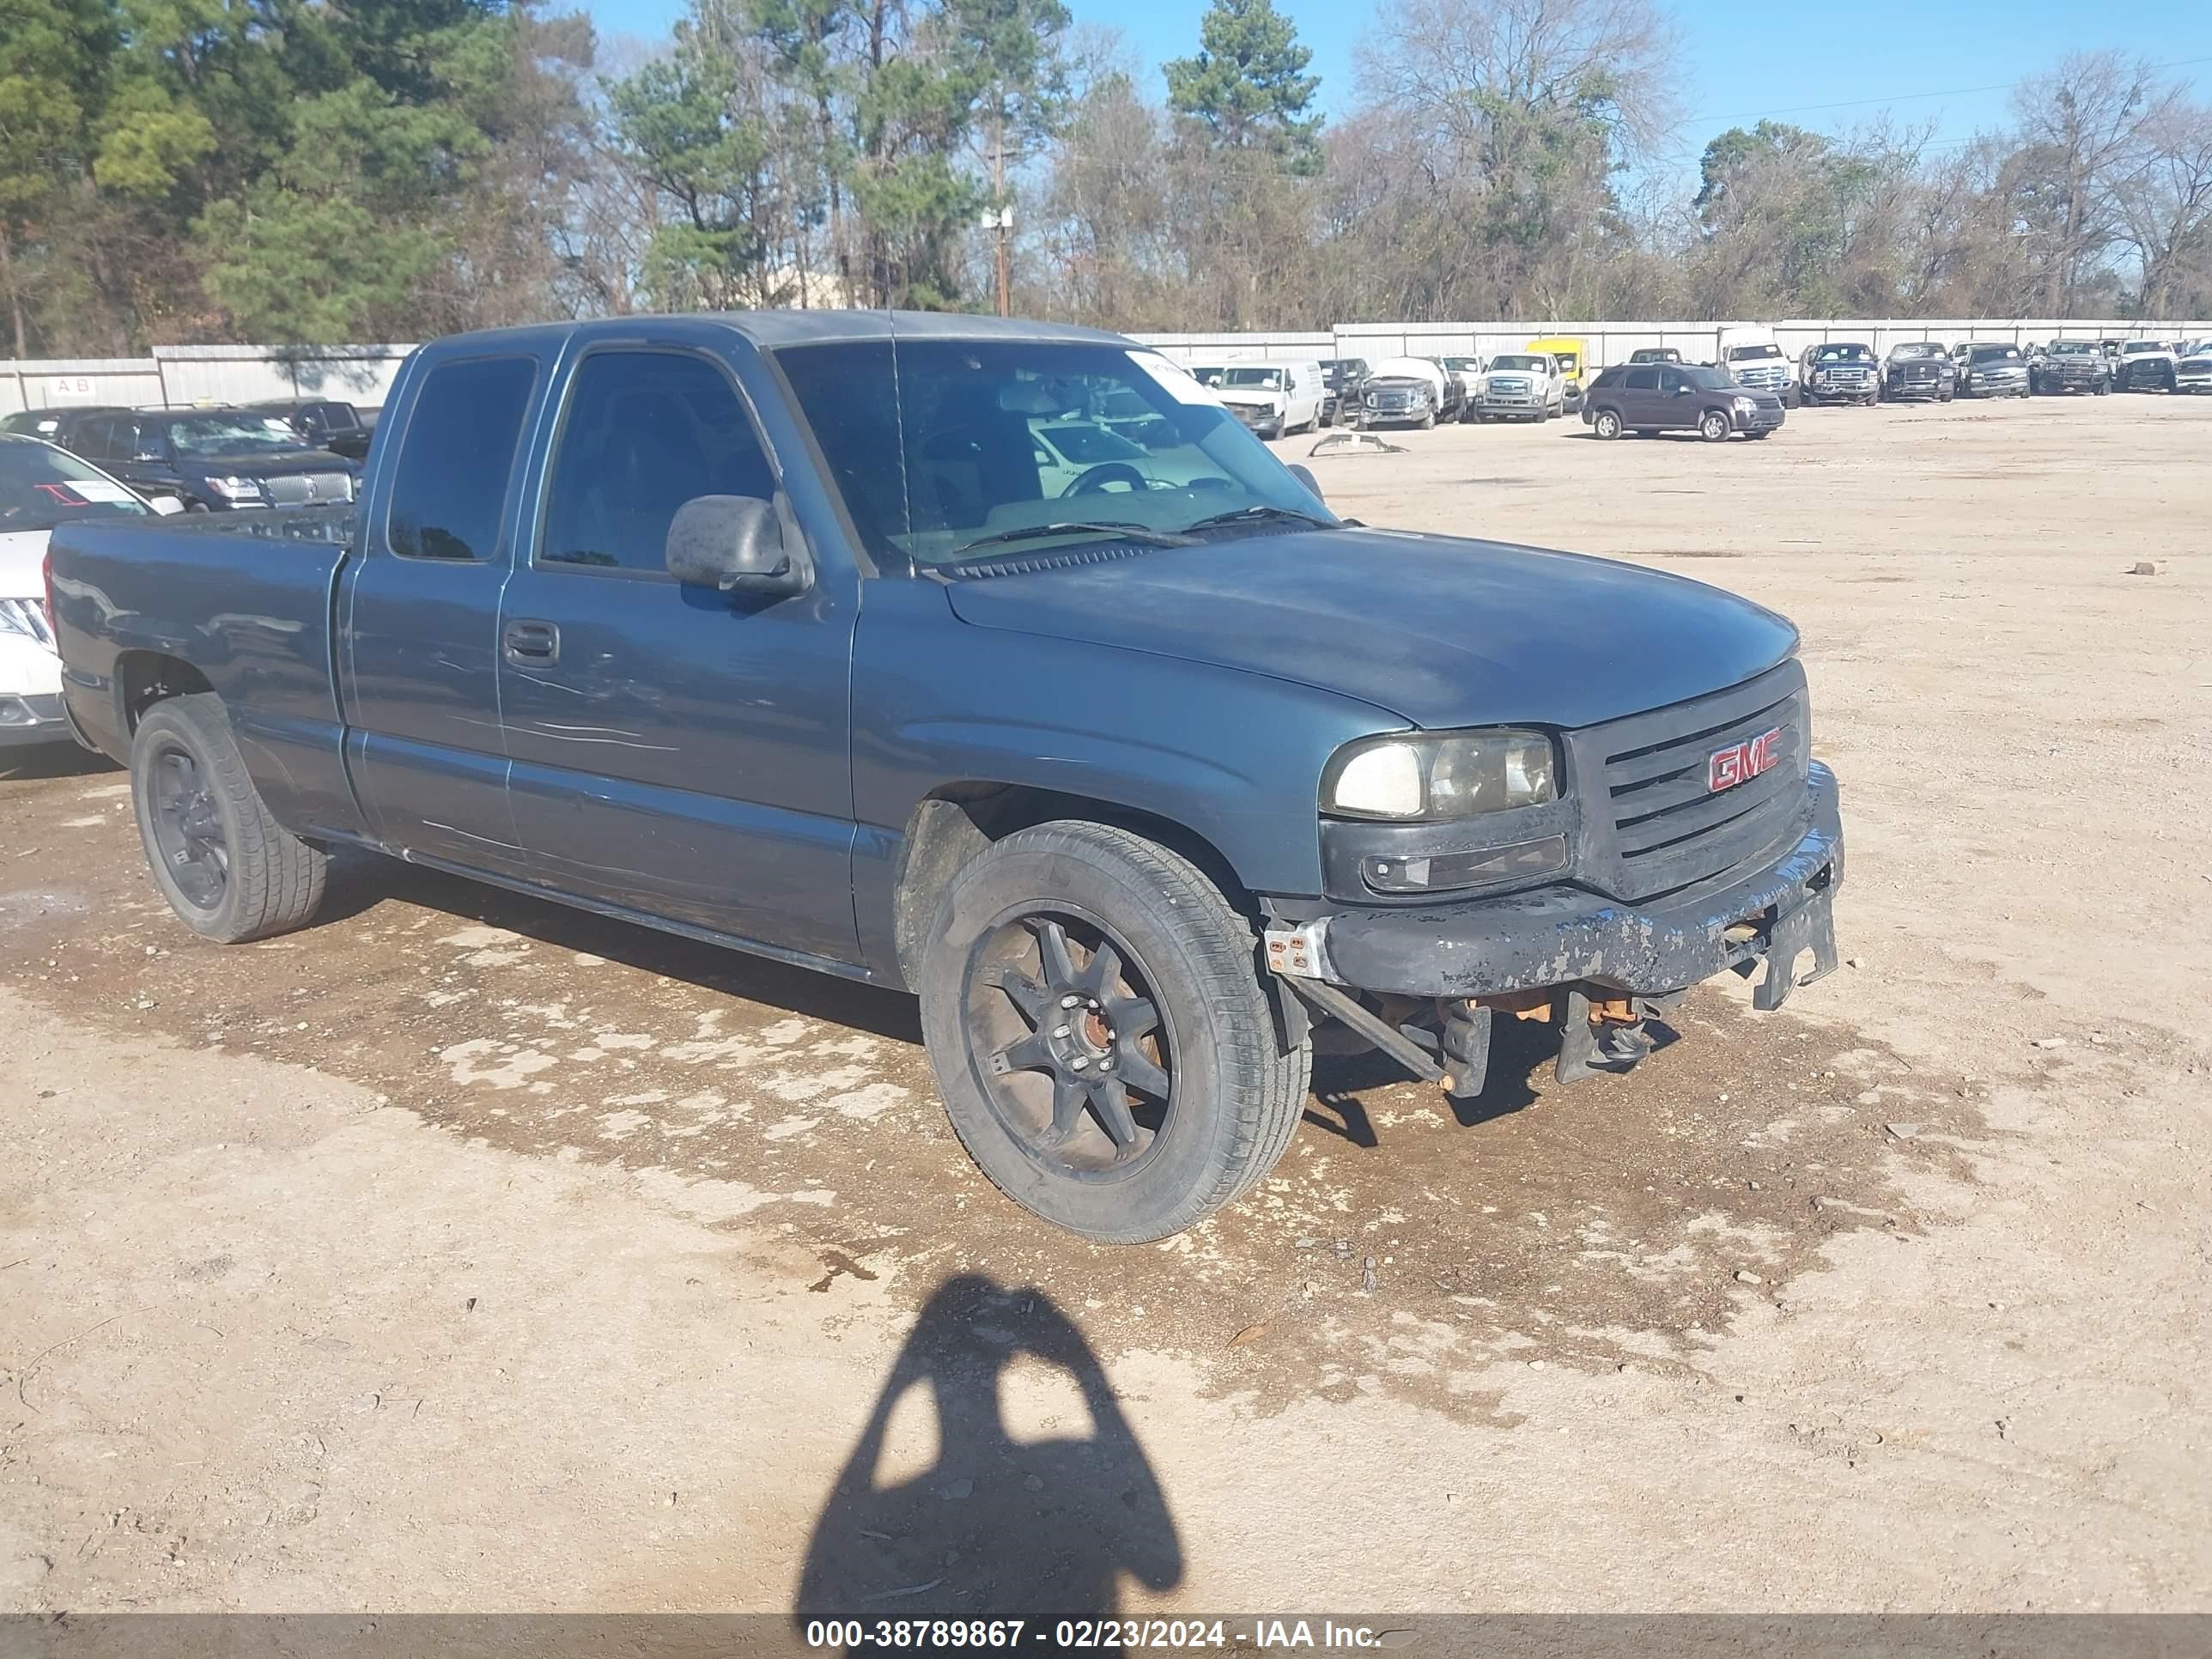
[1282,976,1447,1087]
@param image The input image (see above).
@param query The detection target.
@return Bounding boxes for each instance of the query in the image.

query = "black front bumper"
[1291,763,1843,1007]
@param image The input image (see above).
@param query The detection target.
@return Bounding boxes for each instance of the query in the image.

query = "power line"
[1686,54,2212,127]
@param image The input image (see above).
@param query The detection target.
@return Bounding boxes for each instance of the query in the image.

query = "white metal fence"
[0,343,412,418]
[6,319,2209,417]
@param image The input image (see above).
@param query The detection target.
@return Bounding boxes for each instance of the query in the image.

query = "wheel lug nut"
[1053,1025,1071,1039]
[1098,1057,1114,1070]
[1060,994,1080,1009]
[1071,1057,1089,1072]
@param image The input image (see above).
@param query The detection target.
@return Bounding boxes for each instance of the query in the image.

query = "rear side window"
[538,350,775,574]
[386,356,537,562]
[72,417,120,459]
[1625,368,1657,392]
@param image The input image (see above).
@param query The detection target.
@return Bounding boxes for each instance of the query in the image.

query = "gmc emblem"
[1709,727,1783,793]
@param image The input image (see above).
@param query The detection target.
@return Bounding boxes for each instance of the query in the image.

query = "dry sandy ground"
[2,393,2208,1630]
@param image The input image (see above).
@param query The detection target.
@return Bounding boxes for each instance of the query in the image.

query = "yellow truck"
[1525,336,1589,410]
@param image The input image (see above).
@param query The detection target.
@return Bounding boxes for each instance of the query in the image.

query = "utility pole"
[992,116,1012,319]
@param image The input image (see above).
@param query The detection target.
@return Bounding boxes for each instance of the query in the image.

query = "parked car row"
[0,399,374,512]
[1186,339,1596,434]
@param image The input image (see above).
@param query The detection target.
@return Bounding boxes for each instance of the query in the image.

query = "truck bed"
[46,507,369,842]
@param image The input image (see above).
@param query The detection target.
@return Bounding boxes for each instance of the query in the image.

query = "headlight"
[1323,728,1556,821]
[1732,395,1756,412]
[206,475,261,499]
[0,598,52,643]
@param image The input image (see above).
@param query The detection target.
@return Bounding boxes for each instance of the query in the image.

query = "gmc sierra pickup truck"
[46,313,1844,1243]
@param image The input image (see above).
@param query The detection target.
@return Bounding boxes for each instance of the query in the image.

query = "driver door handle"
[503,619,560,665]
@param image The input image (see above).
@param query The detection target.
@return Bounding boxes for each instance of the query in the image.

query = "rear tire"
[919,822,1311,1243]
[1592,408,1624,440]
[131,693,327,945]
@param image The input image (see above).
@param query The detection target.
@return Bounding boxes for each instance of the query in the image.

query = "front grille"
[1571,661,1813,902]
[261,471,356,507]
[1733,365,1788,392]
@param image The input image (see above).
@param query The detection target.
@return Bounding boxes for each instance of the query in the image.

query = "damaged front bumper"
[1269,763,1844,1012]
[1265,765,1843,1095]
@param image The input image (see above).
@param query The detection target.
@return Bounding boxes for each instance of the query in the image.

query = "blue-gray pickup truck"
[46,313,1844,1242]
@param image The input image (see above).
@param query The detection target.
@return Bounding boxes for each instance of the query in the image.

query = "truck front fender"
[848,580,1401,984]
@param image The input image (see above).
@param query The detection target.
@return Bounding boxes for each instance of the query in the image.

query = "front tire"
[1699,409,1731,441]
[919,823,1311,1243]
[1592,408,1624,440]
[131,693,327,944]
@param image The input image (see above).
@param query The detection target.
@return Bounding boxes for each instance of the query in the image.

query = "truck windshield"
[1489,356,1547,372]
[167,416,311,457]
[0,441,150,532]
[2048,342,2095,356]
[1726,344,1784,361]
[1219,368,1284,389]
[774,340,1335,567]
[1890,343,1943,359]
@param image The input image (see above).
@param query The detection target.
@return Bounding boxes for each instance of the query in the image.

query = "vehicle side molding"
[665,493,809,596]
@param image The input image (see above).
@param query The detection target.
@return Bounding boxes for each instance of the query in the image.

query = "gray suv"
[1583,363,1786,441]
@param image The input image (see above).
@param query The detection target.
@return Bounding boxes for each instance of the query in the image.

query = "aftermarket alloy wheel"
[1699,409,1731,441]
[131,692,327,943]
[1592,408,1624,440]
[919,822,1310,1243]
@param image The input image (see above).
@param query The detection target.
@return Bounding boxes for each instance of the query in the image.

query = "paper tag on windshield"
[1127,350,1223,407]
[68,480,135,503]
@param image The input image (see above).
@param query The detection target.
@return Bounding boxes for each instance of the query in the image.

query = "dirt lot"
[3,393,2209,1625]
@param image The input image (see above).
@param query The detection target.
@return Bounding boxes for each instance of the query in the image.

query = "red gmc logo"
[1709,727,1783,793]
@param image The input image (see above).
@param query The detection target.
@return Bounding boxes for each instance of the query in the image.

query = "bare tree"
[1351,0,1682,317]
[2113,100,2212,317]
[2007,52,2179,313]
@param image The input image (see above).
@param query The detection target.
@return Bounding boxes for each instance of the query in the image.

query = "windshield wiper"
[1178,504,1334,535]
[949,520,1194,556]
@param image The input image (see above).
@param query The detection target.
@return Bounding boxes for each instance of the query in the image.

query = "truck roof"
[410,310,1135,359]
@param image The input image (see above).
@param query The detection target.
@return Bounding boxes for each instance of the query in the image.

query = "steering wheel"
[1060,462,1150,497]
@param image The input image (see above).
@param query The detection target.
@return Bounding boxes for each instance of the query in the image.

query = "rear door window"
[386,356,538,562]
[1625,368,1658,392]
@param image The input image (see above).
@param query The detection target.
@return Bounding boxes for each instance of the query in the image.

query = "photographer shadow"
[796,1275,1182,1655]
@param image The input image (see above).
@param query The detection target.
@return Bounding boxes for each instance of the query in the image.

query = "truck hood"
[0,530,50,599]
[944,528,1800,730]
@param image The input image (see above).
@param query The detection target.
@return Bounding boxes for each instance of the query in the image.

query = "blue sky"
[583,0,2212,187]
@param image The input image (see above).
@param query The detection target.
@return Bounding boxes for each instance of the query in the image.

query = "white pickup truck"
[2116,339,2180,392]
[1715,326,1801,407]
[1212,359,1326,441]
[1471,353,1566,422]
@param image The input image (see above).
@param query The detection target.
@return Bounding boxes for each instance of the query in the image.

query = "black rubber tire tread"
[131,692,326,944]
[920,820,1311,1243]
